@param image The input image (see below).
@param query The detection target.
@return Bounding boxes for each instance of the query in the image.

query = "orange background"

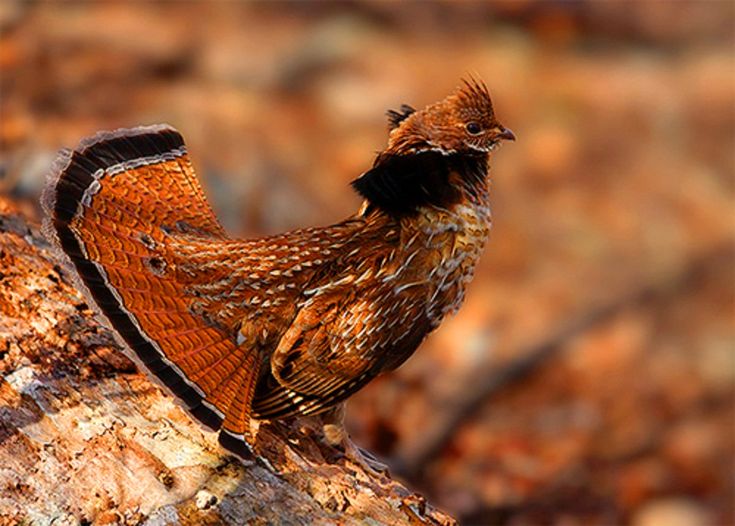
[1,2,733,524]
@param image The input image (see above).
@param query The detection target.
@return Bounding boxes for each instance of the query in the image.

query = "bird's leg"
[319,403,390,477]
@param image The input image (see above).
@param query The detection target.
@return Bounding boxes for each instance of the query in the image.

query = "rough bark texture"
[0,196,455,526]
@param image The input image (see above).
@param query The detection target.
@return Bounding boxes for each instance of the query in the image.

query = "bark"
[0,196,455,526]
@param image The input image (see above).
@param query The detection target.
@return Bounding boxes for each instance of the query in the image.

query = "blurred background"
[1,1,733,524]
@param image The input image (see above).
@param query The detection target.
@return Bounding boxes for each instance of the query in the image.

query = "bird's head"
[353,78,514,217]
[385,78,515,156]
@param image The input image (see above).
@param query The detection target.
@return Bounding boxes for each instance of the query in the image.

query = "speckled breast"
[401,191,492,329]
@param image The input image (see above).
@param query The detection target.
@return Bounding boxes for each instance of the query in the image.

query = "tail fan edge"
[41,125,243,434]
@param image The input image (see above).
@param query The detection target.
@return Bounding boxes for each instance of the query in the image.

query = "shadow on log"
[0,196,455,525]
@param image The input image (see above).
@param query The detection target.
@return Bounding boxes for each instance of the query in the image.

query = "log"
[0,196,455,526]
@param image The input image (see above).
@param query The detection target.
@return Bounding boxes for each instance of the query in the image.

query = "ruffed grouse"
[42,78,514,460]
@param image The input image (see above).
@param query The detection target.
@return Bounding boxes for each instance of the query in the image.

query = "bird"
[41,78,514,462]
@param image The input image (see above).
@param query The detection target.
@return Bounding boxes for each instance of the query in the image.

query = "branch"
[0,196,455,525]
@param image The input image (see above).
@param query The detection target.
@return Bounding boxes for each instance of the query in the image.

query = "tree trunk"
[0,196,455,526]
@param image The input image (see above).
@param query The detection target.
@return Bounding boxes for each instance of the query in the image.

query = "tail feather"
[42,125,259,439]
[209,352,259,437]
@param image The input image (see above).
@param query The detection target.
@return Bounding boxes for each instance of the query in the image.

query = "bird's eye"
[466,122,482,135]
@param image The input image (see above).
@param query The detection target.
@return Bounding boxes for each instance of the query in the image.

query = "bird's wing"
[252,278,431,419]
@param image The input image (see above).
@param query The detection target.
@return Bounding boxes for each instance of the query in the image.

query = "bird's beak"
[496,126,516,142]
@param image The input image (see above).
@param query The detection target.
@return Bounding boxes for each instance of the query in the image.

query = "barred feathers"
[41,125,256,443]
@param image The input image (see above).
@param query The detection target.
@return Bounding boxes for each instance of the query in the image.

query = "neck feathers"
[351,151,488,217]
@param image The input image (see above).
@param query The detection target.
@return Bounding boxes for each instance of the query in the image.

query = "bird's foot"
[322,423,390,477]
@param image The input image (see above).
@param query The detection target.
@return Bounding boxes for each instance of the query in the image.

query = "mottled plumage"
[42,78,514,455]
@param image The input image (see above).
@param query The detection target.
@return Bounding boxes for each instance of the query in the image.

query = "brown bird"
[42,78,514,461]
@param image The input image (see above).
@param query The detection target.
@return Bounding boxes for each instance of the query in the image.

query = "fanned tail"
[42,125,258,441]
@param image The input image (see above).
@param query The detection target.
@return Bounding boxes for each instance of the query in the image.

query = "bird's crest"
[454,77,494,120]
